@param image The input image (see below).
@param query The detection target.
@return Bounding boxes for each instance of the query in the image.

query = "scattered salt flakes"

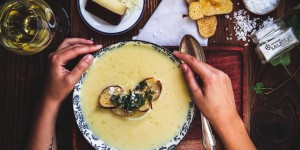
[251,29,257,35]
[229,9,274,43]
[225,15,230,19]
[245,43,249,46]
[260,16,274,28]
[237,2,240,5]
[233,9,257,41]
[242,37,247,41]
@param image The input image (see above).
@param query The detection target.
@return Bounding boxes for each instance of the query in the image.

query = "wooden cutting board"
[71,46,247,150]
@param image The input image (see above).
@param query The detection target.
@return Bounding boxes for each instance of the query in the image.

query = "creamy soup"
[80,42,191,150]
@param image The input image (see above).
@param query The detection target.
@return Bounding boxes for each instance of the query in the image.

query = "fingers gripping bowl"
[73,41,195,150]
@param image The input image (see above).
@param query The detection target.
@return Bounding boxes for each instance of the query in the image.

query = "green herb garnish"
[108,78,160,113]
[135,80,147,91]
[110,91,150,111]
[129,92,146,110]
[145,90,155,101]
[110,95,121,105]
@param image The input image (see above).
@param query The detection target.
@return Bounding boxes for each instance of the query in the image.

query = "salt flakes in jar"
[243,0,280,15]
[251,19,300,63]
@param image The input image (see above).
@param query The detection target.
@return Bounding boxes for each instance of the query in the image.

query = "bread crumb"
[153,33,158,37]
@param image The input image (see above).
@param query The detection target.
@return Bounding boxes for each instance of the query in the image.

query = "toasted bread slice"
[148,80,162,101]
[197,16,217,38]
[135,77,162,101]
[135,77,162,112]
[112,108,135,117]
[208,0,225,5]
[189,0,233,20]
[189,1,209,20]
[213,0,233,14]
[98,86,123,109]
[189,0,215,20]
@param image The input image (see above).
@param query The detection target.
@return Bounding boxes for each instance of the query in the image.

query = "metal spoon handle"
[201,114,216,150]
[179,34,216,150]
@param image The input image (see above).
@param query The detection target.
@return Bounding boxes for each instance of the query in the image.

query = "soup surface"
[80,42,191,150]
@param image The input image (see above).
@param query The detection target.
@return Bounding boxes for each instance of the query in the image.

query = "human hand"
[173,51,256,150]
[173,51,239,127]
[42,38,102,105]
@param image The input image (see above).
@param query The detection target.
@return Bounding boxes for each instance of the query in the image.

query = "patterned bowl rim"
[72,40,195,150]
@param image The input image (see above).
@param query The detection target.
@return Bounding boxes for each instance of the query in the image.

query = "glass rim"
[0,0,56,53]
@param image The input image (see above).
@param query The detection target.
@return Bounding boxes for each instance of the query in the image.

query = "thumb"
[67,54,94,84]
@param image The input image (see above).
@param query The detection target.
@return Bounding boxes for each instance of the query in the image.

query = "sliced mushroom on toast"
[98,86,123,109]
[136,77,162,101]
[148,79,162,101]
[138,100,151,112]
[112,107,135,117]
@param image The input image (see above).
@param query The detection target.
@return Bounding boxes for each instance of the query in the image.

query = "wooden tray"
[72,46,247,150]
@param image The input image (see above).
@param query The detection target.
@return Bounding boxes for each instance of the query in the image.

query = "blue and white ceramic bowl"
[73,41,195,150]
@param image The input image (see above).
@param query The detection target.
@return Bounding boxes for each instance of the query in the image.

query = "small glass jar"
[251,18,299,63]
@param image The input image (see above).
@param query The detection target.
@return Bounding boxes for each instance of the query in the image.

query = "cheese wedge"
[85,0,127,25]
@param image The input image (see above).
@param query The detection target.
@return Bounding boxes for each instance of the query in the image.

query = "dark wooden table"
[1,0,300,150]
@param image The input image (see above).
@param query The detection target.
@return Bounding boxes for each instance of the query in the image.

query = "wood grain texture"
[246,0,300,149]
[0,0,299,150]
[0,0,72,150]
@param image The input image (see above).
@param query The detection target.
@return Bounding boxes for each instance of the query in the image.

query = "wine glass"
[0,0,69,55]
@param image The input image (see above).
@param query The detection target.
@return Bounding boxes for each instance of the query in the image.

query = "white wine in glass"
[0,0,57,55]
